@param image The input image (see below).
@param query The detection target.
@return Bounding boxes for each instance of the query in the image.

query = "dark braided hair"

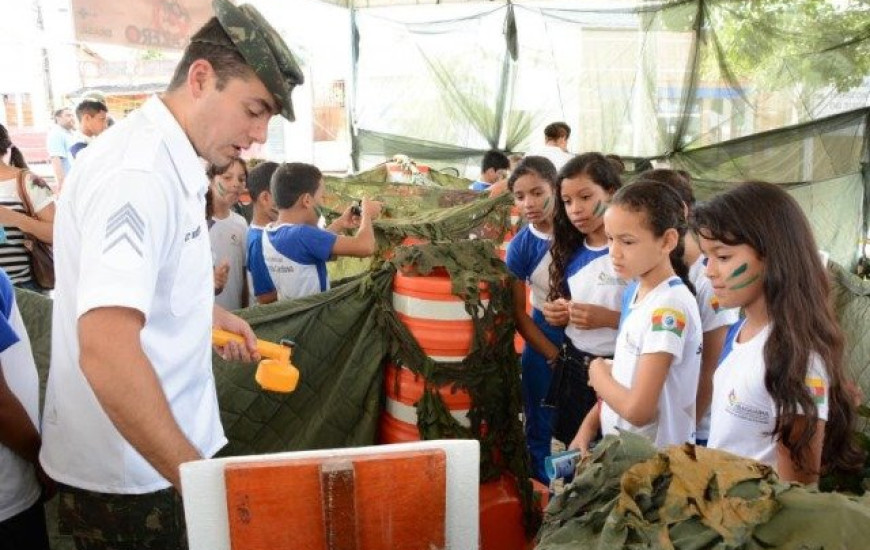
[610,179,696,295]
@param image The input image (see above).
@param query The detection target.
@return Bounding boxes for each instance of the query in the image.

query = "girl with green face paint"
[206,158,250,310]
[692,181,863,484]
[544,152,625,453]
[504,155,565,483]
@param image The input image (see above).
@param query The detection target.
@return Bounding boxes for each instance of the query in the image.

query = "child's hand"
[213,260,230,294]
[542,298,570,327]
[588,358,612,391]
[568,430,592,457]
[338,205,361,230]
[361,198,383,220]
[569,302,609,329]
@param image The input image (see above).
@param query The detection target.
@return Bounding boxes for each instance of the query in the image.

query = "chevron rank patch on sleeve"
[103,202,146,260]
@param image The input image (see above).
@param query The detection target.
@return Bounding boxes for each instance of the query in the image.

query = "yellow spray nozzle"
[211,329,299,393]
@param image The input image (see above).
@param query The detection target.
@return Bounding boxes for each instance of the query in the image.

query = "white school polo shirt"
[707,321,830,468]
[689,256,740,442]
[564,241,626,356]
[40,95,226,493]
[600,277,703,447]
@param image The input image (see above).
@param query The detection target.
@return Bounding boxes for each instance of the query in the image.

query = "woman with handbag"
[0,124,55,292]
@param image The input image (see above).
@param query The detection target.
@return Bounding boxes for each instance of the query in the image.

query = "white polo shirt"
[40,95,226,494]
[707,320,830,467]
[601,277,703,447]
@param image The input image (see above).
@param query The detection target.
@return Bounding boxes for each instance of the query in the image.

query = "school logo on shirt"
[651,308,685,337]
[725,388,770,424]
[710,295,721,313]
[805,376,827,405]
[597,272,625,286]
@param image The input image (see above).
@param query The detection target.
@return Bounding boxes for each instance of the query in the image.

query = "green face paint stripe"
[592,201,607,217]
[216,180,229,197]
[727,263,748,280]
[543,197,551,211]
[729,273,759,291]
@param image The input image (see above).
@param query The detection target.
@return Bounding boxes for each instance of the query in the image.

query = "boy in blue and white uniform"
[245,161,279,304]
[264,162,381,301]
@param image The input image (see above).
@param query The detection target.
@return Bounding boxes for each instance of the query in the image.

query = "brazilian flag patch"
[652,308,686,337]
[805,376,827,405]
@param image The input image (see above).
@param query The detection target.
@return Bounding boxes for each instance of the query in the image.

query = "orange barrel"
[379,362,472,443]
[498,206,521,261]
[392,270,489,362]
[479,474,529,550]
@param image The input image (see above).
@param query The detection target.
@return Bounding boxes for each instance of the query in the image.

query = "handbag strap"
[15,169,36,218]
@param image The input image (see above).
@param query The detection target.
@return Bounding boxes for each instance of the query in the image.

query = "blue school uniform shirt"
[246,225,275,297]
[469,180,491,192]
[505,224,553,310]
[262,223,337,300]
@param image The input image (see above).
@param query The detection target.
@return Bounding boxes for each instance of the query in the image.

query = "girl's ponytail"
[9,145,28,170]
[669,237,696,295]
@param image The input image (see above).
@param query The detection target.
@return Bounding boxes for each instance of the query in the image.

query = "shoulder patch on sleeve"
[805,376,827,405]
[651,307,686,337]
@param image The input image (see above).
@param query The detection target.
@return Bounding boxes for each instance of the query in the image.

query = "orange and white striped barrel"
[378,362,471,443]
[497,206,522,261]
[392,269,490,362]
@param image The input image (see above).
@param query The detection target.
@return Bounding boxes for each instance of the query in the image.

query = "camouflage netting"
[537,432,870,550]
[15,203,870,545]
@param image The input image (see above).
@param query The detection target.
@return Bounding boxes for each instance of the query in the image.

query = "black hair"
[206,158,248,181]
[75,99,108,121]
[544,122,570,141]
[271,162,323,209]
[247,161,279,201]
[641,169,695,206]
[548,152,622,300]
[167,17,256,92]
[507,155,556,192]
[610,179,696,295]
[0,123,28,170]
[205,159,248,219]
[605,154,625,175]
[481,150,510,173]
[691,181,863,475]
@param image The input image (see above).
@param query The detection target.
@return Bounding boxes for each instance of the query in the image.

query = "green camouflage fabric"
[538,432,870,549]
[57,485,186,550]
[212,0,304,122]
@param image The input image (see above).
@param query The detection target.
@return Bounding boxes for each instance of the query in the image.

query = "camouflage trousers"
[58,484,188,550]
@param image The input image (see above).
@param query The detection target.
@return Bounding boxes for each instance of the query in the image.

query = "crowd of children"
[503,155,863,487]
[203,159,383,310]
[203,150,863,487]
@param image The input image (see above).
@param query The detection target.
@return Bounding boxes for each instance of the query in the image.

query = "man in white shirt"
[527,121,574,172]
[39,1,304,548]
[45,107,75,190]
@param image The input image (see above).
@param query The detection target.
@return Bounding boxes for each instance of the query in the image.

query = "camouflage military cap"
[212,0,304,122]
